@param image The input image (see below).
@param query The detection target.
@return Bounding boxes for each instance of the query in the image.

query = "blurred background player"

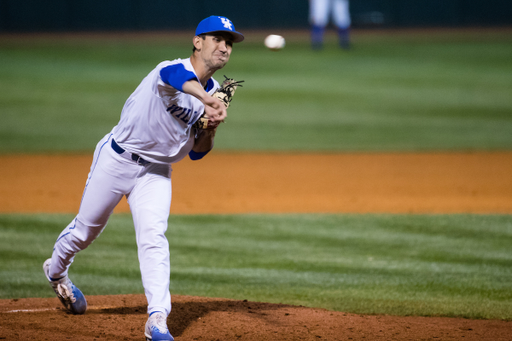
[309,0,351,49]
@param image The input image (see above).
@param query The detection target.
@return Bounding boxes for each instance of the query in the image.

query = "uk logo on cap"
[220,17,233,30]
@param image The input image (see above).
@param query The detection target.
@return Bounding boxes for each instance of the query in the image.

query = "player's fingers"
[204,104,226,122]
[210,111,227,122]
[214,97,228,120]
[205,100,227,121]
[216,107,227,121]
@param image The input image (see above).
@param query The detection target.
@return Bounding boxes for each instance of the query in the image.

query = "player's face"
[200,34,233,70]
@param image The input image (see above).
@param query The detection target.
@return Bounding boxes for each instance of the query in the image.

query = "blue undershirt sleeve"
[188,149,211,160]
[160,64,197,92]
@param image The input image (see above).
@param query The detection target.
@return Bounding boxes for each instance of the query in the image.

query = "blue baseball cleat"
[43,258,87,315]
[145,311,174,341]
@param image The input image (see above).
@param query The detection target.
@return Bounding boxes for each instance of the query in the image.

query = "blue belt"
[111,139,150,165]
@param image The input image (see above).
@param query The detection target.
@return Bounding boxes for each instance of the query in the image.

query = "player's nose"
[218,40,228,52]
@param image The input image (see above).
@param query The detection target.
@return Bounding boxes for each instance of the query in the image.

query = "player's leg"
[310,0,330,49]
[48,134,139,278]
[128,163,173,340]
[45,135,142,314]
[129,163,173,315]
[43,134,121,314]
[333,0,351,49]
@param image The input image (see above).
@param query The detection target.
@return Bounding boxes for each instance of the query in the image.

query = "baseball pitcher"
[43,16,244,341]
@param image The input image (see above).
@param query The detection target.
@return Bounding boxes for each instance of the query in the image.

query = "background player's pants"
[310,0,351,48]
[309,0,351,28]
[49,133,173,316]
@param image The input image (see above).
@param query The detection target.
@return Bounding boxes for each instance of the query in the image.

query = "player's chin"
[211,63,227,71]
[214,57,229,69]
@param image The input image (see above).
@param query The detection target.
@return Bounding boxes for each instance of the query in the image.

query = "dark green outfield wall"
[0,0,511,32]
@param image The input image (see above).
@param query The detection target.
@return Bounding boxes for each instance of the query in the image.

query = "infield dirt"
[1,152,512,340]
[2,152,512,214]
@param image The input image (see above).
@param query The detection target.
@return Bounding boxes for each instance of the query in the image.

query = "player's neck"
[190,54,217,87]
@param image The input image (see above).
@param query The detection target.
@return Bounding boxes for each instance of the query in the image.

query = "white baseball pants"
[310,0,351,29]
[49,133,173,315]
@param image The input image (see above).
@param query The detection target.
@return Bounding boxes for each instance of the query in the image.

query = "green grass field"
[0,29,511,319]
[1,214,511,319]
[0,29,511,152]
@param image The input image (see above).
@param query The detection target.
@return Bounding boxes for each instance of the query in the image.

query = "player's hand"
[182,79,227,122]
[203,95,227,122]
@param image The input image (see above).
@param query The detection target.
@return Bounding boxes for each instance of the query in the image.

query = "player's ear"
[193,36,203,52]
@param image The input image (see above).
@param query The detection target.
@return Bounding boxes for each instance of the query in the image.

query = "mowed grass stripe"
[0,213,510,319]
[0,29,511,153]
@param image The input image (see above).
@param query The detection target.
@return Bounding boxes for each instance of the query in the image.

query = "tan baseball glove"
[193,76,244,130]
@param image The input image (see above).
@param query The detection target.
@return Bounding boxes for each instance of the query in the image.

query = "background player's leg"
[333,0,351,49]
[49,135,139,279]
[128,163,173,316]
[310,0,330,49]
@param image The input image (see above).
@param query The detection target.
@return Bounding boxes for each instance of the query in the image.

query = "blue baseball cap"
[195,16,244,43]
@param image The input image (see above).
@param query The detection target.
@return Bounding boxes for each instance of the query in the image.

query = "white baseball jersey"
[112,58,220,164]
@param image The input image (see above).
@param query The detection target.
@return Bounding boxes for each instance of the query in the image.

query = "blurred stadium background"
[1,0,511,32]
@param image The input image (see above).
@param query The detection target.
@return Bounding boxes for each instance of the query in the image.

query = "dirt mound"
[1,294,511,340]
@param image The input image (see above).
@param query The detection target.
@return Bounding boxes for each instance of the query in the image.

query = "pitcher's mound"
[1,294,510,340]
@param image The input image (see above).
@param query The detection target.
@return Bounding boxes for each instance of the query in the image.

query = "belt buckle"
[132,154,145,165]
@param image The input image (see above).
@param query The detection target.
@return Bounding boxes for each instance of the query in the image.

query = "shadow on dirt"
[88,299,294,336]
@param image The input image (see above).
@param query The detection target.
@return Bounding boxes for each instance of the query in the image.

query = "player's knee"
[62,217,107,250]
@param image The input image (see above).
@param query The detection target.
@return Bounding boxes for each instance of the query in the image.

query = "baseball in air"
[264,34,285,51]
